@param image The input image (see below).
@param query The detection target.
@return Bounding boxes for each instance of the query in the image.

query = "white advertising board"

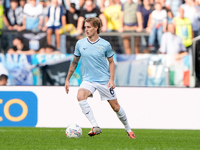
[0,86,199,129]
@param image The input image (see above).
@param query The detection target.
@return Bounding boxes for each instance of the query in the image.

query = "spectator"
[45,0,51,7]
[66,0,85,10]
[114,0,121,5]
[195,0,200,35]
[76,0,107,34]
[160,23,188,60]
[56,0,69,11]
[19,0,26,9]
[102,0,122,53]
[147,2,167,52]
[96,0,110,12]
[119,0,140,54]
[103,0,121,31]
[173,8,193,49]
[23,0,43,31]
[137,0,153,32]
[0,74,8,86]
[154,0,174,24]
[0,0,3,33]
[136,0,153,52]
[3,0,11,10]
[3,0,24,31]
[40,0,50,28]
[150,0,155,5]
[195,0,200,5]
[39,44,61,54]
[165,0,182,17]
[157,0,166,7]
[66,3,79,28]
[65,3,80,53]
[59,3,79,35]
[7,36,36,55]
[43,0,66,50]
[79,0,86,10]
[166,8,173,24]
[179,0,200,37]
[57,0,65,6]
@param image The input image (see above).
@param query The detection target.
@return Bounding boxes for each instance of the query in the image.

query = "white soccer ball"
[65,124,82,138]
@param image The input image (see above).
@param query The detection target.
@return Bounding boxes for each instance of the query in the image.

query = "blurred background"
[0,0,200,88]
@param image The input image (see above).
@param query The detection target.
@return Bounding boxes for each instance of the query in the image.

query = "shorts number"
[110,88,114,95]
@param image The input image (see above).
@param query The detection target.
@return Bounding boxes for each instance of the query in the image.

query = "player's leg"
[77,88,98,127]
[78,82,102,136]
[96,83,136,138]
[108,99,131,132]
[108,99,136,139]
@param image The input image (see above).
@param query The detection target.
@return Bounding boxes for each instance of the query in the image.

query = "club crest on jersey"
[97,47,102,52]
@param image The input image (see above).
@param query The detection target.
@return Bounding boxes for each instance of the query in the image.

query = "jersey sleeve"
[74,41,81,57]
[105,43,114,58]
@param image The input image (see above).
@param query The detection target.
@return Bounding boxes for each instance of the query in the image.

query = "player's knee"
[112,105,120,112]
[77,94,86,101]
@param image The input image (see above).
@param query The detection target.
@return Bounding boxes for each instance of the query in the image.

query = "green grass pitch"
[0,127,200,150]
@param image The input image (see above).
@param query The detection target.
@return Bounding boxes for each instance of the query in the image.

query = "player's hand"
[108,79,115,89]
[65,80,70,94]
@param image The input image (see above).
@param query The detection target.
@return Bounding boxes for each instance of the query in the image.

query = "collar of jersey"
[87,37,100,44]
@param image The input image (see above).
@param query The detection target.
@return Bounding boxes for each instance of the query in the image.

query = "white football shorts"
[79,81,117,101]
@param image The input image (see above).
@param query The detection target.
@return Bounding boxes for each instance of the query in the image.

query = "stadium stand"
[0,0,199,87]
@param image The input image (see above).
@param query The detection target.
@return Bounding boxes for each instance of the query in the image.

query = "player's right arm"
[65,56,80,94]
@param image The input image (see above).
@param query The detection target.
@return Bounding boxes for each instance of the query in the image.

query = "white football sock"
[116,107,132,132]
[79,100,98,127]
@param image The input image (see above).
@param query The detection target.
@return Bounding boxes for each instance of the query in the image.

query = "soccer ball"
[65,124,82,138]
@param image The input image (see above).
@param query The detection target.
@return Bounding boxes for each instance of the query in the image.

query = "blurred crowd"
[0,0,199,56]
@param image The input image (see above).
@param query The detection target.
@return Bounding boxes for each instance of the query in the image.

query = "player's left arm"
[107,56,115,89]
[65,56,80,93]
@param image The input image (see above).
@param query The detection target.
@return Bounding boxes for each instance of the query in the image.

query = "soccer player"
[64,17,136,139]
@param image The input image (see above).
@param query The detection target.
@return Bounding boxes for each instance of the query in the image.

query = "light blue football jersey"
[74,37,114,84]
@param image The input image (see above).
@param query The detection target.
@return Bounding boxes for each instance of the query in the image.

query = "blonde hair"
[85,17,101,34]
